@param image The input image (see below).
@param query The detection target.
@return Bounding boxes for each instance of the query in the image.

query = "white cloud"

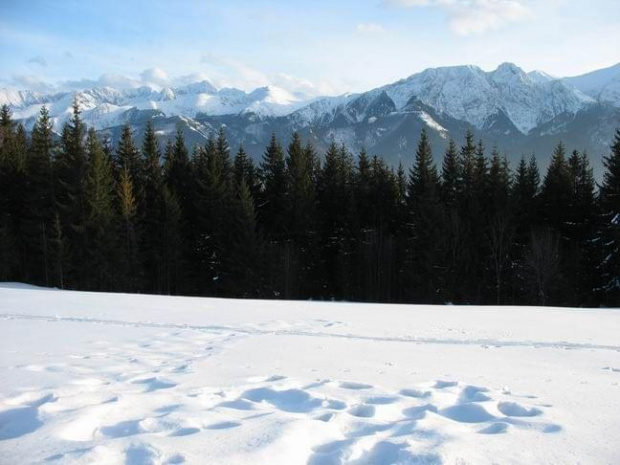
[60,74,142,90]
[7,63,343,100]
[11,75,55,92]
[356,23,385,34]
[139,67,170,87]
[200,52,270,90]
[382,0,531,35]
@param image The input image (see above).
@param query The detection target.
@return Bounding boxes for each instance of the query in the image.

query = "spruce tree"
[117,167,141,292]
[284,132,316,297]
[0,105,20,280]
[227,178,262,297]
[598,129,620,305]
[406,129,443,302]
[441,139,460,207]
[24,106,56,285]
[486,147,513,304]
[116,125,142,180]
[258,133,287,237]
[140,120,167,293]
[317,141,355,298]
[541,142,572,232]
[83,128,117,290]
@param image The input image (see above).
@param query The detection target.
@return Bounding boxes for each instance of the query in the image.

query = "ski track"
[0,317,565,465]
[2,312,619,352]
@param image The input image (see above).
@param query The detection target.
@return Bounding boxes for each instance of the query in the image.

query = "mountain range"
[2,62,620,177]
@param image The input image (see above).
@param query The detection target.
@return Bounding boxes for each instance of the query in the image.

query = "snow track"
[2,312,619,352]
[1,286,619,464]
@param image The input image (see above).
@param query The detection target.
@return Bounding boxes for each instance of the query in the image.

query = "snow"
[3,63,615,135]
[374,63,593,134]
[1,83,313,132]
[416,111,448,136]
[564,63,620,106]
[1,286,619,464]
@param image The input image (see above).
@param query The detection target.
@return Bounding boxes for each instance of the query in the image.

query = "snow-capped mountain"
[1,62,619,178]
[0,82,311,133]
[564,63,620,107]
[292,63,595,135]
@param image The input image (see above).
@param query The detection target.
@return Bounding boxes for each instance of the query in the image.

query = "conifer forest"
[1,102,619,307]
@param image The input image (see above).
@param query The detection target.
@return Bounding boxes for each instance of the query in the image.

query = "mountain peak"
[496,62,522,73]
[174,80,218,95]
[491,62,528,82]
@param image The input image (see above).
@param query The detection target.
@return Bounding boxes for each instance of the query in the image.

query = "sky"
[1,0,619,96]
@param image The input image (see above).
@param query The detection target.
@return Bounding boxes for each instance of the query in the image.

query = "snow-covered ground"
[1,284,619,464]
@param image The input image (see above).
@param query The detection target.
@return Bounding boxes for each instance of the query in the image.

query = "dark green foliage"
[83,128,117,290]
[0,102,617,307]
[405,129,443,302]
[24,106,56,285]
[598,130,620,305]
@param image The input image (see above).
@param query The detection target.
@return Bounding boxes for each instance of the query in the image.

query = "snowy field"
[1,283,619,464]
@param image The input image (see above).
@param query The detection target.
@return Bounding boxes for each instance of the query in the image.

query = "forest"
[0,102,618,307]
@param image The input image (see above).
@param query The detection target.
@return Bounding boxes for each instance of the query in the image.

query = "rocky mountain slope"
[2,62,619,177]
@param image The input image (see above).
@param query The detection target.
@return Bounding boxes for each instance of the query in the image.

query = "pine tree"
[24,106,56,285]
[0,105,20,280]
[198,129,234,295]
[116,125,142,181]
[511,154,541,303]
[258,133,287,237]
[117,167,141,292]
[286,132,315,236]
[140,120,167,293]
[55,99,88,287]
[534,142,573,304]
[460,129,477,199]
[485,147,513,304]
[284,132,316,298]
[83,128,117,290]
[563,150,598,305]
[161,187,183,295]
[317,141,356,298]
[453,129,485,302]
[227,178,262,297]
[405,129,443,302]
[163,127,194,292]
[355,148,372,229]
[598,129,620,305]
[233,144,257,194]
[513,155,540,232]
[441,139,460,207]
[541,142,572,232]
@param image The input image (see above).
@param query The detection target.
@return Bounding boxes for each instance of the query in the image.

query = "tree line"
[0,102,619,306]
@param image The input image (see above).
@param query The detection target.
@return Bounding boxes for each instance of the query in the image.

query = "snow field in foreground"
[0,285,619,464]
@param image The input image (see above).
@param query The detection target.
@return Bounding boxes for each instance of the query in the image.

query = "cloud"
[199,53,344,97]
[382,0,531,35]
[60,73,143,90]
[7,60,344,99]
[27,55,47,67]
[139,67,170,87]
[200,52,270,90]
[356,23,385,34]
[63,51,74,59]
[11,75,55,92]
[271,73,343,98]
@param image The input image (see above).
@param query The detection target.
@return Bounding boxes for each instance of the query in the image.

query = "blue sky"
[1,0,619,95]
